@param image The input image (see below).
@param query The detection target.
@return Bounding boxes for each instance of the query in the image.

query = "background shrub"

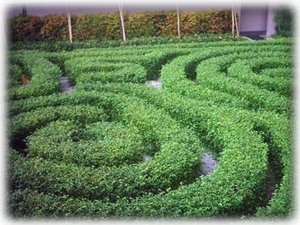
[40,14,69,41]
[9,9,233,42]
[274,8,294,37]
[9,15,44,42]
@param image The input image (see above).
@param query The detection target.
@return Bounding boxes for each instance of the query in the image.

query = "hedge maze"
[8,38,293,218]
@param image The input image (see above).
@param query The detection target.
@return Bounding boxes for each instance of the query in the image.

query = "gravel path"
[143,154,152,162]
[202,152,218,176]
[145,79,163,89]
[59,76,74,93]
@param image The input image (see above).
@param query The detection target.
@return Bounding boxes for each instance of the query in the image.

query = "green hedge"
[76,81,292,217]
[9,34,241,52]
[8,51,62,100]
[160,42,292,114]
[10,91,203,203]
[8,38,293,218]
[195,51,291,114]
[9,84,274,217]
[227,58,292,97]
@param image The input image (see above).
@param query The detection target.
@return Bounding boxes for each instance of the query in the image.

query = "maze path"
[8,38,293,218]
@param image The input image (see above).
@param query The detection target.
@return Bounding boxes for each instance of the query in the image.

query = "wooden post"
[234,10,239,37]
[66,6,73,43]
[22,5,27,16]
[119,3,127,43]
[231,4,235,37]
[177,2,181,38]
[232,0,239,38]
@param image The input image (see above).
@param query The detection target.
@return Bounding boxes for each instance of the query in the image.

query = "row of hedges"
[160,42,292,114]
[9,88,268,217]
[227,58,292,97]
[9,91,203,203]
[195,51,291,114]
[76,81,292,217]
[8,38,293,218]
[56,39,292,113]
[9,9,233,42]
[10,79,292,217]
[9,33,241,52]
[44,38,291,216]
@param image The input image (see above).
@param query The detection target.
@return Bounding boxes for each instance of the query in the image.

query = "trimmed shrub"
[8,51,62,100]
[8,38,293,218]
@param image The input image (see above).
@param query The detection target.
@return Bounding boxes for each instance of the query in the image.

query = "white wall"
[239,7,268,32]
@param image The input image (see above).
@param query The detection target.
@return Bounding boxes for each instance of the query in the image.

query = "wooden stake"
[231,5,235,37]
[67,13,73,43]
[22,5,27,16]
[177,2,181,38]
[119,3,127,43]
[66,6,73,43]
[234,10,239,37]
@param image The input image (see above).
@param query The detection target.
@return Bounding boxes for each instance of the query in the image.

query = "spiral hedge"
[8,38,293,218]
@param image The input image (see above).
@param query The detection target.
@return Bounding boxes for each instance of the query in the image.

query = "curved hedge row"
[8,51,62,100]
[10,91,203,203]
[8,38,293,218]
[161,43,292,114]
[228,60,292,97]
[76,82,293,217]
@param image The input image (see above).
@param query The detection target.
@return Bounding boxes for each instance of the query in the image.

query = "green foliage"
[7,63,23,87]
[9,92,202,205]
[274,8,294,37]
[8,51,62,100]
[9,15,44,42]
[9,10,233,43]
[9,33,240,52]
[40,14,69,41]
[8,38,293,218]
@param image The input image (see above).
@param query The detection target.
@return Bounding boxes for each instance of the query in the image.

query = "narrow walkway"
[145,79,163,89]
[59,76,74,93]
[202,152,218,176]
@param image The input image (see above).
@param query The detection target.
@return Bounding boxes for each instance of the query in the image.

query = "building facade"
[236,5,276,39]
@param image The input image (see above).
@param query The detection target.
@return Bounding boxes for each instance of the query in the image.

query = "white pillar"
[266,7,276,37]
